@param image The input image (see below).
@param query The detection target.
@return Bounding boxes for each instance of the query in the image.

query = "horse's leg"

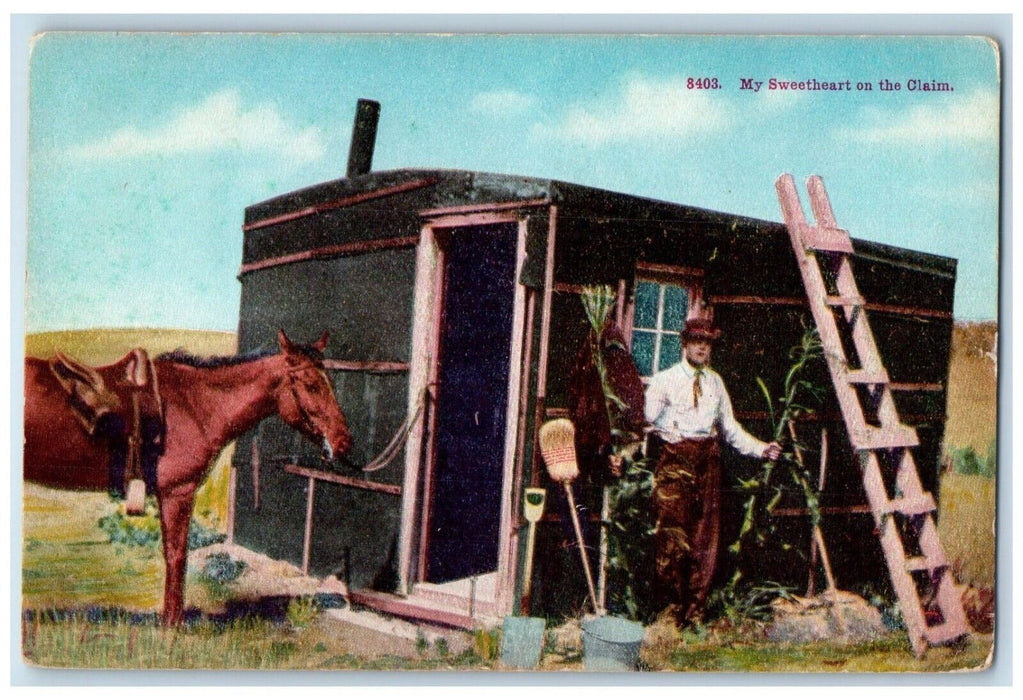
[157,483,196,625]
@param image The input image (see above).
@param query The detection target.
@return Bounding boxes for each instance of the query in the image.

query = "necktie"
[693,368,703,408]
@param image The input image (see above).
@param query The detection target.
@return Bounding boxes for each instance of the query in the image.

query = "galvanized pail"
[581,616,644,671]
[500,616,546,669]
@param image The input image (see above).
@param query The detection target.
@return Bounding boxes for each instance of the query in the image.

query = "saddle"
[49,348,165,514]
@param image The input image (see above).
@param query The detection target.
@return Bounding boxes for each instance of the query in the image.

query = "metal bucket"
[582,616,644,671]
[500,616,546,669]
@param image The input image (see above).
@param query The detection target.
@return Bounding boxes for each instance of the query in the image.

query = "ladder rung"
[826,295,865,307]
[903,553,949,572]
[884,493,937,516]
[924,621,970,646]
[800,223,855,254]
[853,426,919,450]
[846,369,889,385]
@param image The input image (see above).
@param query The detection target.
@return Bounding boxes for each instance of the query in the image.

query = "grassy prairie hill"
[944,321,998,455]
[22,328,239,560]
[25,328,237,364]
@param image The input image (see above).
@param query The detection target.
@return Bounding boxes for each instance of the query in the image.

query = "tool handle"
[564,483,599,615]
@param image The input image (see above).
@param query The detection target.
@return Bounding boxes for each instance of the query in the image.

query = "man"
[644,318,781,625]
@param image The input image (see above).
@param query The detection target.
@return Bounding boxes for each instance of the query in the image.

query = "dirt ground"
[189,543,475,659]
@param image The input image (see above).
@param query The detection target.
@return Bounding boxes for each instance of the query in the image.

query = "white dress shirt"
[644,357,768,459]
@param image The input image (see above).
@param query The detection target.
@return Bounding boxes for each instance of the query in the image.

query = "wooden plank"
[709,294,952,320]
[530,207,558,486]
[826,295,865,307]
[709,295,807,307]
[302,476,315,576]
[243,178,437,232]
[770,505,872,517]
[398,224,439,594]
[347,589,480,630]
[284,463,402,496]
[323,360,410,374]
[851,425,919,451]
[884,493,937,516]
[239,236,419,275]
[890,382,943,392]
[419,197,549,218]
[846,369,890,385]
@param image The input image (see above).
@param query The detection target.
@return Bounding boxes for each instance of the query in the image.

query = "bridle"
[281,361,334,445]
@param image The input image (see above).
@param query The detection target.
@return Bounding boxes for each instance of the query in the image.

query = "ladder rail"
[776,174,969,658]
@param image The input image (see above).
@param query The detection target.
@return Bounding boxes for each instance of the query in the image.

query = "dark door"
[426,223,518,583]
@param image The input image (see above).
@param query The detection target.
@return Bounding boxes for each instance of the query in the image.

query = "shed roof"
[241,167,956,283]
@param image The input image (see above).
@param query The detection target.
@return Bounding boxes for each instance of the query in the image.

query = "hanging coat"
[567,322,645,485]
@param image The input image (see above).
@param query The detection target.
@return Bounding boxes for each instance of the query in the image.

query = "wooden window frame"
[627,264,705,378]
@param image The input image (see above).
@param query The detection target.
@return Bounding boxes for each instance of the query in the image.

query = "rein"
[359,386,428,473]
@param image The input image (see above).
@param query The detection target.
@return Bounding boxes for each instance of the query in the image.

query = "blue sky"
[25,33,1001,331]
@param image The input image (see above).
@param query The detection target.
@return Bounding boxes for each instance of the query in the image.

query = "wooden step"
[799,223,855,254]
[903,552,949,572]
[846,369,889,385]
[826,295,865,308]
[924,620,970,646]
[884,493,937,516]
[852,425,919,450]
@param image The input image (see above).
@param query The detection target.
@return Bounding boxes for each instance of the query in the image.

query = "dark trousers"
[651,436,722,625]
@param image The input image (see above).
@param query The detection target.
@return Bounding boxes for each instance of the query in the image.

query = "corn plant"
[580,285,641,452]
[722,324,825,599]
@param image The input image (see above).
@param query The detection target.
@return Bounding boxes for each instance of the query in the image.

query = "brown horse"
[24,330,351,624]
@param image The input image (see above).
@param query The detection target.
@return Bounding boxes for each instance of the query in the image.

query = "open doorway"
[424,223,519,584]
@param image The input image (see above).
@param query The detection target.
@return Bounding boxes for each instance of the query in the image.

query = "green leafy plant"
[951,442,996,478]
[605,457,659,623]
[97,497,225,551]
[473,627,500,662]
[285,596,320,629]
[200,552,246,583]
[717,324,825,609]
[730,325,824,559]
[581,285,643,454]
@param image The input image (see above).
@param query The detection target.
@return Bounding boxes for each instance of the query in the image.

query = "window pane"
[662,285,689,331]
[630,331,655,376]
[659,333,681,371]
[633,281,659,329]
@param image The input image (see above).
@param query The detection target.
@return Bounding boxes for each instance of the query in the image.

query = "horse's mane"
[157,343,324,368]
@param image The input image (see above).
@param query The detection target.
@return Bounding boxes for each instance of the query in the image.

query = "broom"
[539,419,600,615]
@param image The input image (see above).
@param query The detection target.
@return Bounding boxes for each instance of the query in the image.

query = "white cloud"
[841,88,999,145]
[471,89,536,115]
[533,75,731,146]
[69,90,325,163]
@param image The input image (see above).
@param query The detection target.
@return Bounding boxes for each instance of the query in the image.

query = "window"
[629,267,703,377]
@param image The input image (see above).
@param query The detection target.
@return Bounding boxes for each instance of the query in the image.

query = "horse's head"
[276,329,352,461]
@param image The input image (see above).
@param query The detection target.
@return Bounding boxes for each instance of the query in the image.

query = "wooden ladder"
[775,174,969,657]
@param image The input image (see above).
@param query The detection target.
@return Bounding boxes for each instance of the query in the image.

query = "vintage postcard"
[16,27,1002,676]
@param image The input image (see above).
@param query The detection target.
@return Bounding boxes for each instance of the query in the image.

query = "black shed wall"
[233,248,417,587]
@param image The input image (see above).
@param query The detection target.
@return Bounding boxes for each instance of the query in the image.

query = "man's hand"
[762,442,782,461]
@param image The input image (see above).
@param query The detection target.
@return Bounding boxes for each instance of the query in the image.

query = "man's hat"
[682,318,722,342]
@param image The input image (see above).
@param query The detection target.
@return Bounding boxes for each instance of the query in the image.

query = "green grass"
[662,634,991,673]
[19,325,1000,671]
[20,610,992,672]
[20,613,491,671]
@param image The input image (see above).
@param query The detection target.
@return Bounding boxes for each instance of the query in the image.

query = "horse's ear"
[278,329,295,353]
[312,331,329,353]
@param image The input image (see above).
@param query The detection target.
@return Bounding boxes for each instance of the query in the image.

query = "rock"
[549,618,583,653]
[766,590,887,644]
[961,585,994,633]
